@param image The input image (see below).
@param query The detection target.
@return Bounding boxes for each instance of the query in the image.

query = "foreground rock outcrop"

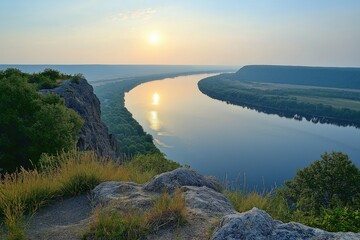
[27,168,360,240]
[40,79,119,159]
[92,168,360,240]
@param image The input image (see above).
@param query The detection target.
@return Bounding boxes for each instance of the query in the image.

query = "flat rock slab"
[26,195,92,240]
[144,168,219,193]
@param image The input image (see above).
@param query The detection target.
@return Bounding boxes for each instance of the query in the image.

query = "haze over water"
[125,74,360,189]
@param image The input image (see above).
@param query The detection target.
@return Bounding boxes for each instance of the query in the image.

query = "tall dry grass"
[222,174,291,222]
[224,189,291,221]
[0,150,172,239]
[85,189,187,240]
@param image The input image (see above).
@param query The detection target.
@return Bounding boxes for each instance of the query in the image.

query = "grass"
[84,189,187,240]
[146,189,187,231]
[224,188,360,233]
[232,81,360,111]
[86,208,145,240]
[224,189,291,222]
[0,150,179,239]
[295,96,360,111]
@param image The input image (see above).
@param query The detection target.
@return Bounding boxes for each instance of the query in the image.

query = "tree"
[0,73,83,172]
[284,152,360,213]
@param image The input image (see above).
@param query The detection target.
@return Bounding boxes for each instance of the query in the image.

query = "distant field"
[198,65,360,127]
[235,65,360,89]
[243,82,360,111]
[294,96,360,111]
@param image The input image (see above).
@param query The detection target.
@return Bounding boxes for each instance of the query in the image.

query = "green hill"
[234,65,360,89]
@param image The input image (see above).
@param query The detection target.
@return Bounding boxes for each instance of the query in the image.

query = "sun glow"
[148,32,160,45]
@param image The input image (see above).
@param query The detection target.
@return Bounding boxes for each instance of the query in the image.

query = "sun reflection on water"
[149,110,160,131]
[152,92,160,105]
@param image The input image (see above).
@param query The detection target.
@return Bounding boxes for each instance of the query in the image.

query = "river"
[125,73,360,189]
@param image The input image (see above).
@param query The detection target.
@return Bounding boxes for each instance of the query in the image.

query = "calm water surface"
[125,74,360,188]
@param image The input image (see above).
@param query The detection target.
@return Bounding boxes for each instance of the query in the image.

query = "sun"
[148,32,160,45]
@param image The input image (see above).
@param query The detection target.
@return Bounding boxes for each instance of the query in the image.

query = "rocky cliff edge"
[40,78,118,159]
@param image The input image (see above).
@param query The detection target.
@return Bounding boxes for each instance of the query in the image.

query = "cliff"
[40,78,119,159]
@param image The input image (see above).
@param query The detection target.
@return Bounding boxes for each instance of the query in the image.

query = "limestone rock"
[91,168,230,240]
[211,207,360,240]
[92,181,155,211]
[144,168,220,193]
[40,79,119,159]
[182,185,236,217]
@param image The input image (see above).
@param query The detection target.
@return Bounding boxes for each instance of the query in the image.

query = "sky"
[1,0,360,66]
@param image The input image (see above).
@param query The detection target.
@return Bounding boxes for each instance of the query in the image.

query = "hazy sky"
[1,0,360,66]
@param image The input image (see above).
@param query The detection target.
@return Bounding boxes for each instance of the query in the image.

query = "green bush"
[0,71,84,172]
[70,73,84,84]
[284,152,360,214]
[320,207,360,232]
[226,152,360,233]
[125,154,180,175]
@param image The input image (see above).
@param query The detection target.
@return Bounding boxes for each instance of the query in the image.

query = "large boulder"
[40,79,119,159]
[144,168,220,193]
[91,168,231,240]
[92,181,155,211]
[211,208,360,240]
[91,169,228,217]
[182,186,235,217]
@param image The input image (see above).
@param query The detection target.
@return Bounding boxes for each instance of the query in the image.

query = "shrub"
[125,153,180,175]
[70,73,84,84]
[27,69,72,89]
[320,207,360,232]
[0,75,83,172]
[284,151,360,213]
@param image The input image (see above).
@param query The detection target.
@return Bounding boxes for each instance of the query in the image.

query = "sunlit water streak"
[125,74,360,189]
